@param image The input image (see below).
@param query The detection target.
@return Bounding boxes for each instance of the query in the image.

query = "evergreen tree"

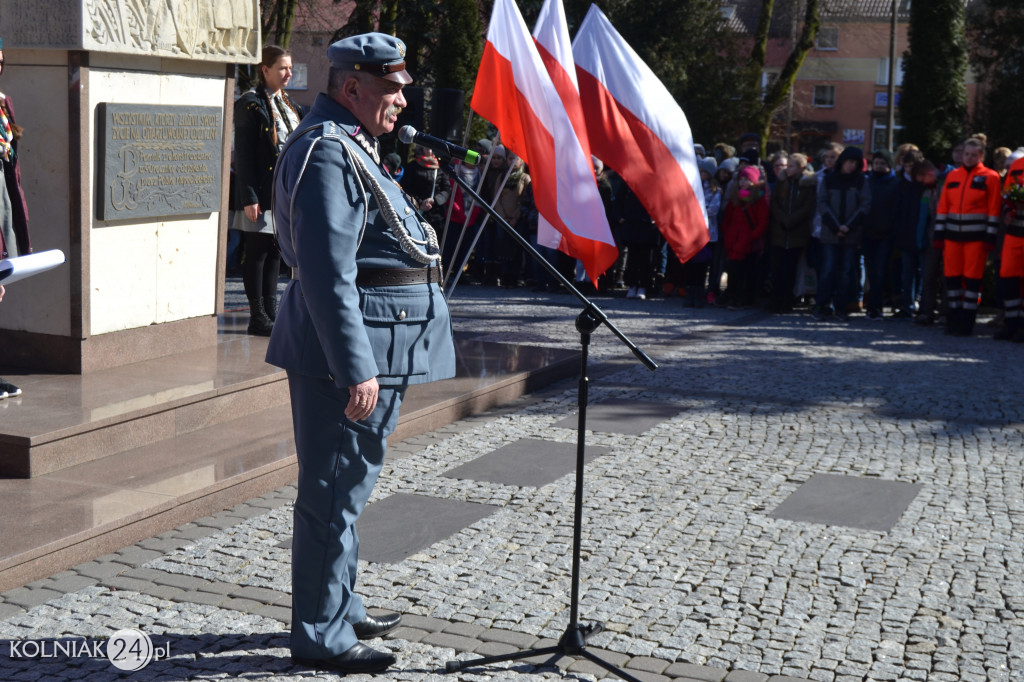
[431,0,483,91]
[967,0,1024,149]
[899,0,969,161]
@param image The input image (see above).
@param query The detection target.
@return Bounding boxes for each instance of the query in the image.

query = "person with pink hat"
[720,164,769,307]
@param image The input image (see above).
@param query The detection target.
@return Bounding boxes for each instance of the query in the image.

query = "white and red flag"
[573,4,708,263]
[472,0,618,282]
[531,0,592,251]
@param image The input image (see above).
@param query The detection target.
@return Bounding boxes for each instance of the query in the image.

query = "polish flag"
[532,0,591,250]
[573,4,708,264]
[472,0,618,282]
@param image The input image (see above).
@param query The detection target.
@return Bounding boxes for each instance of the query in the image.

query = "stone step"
[0,336,290,478]
[0,403,300,592]
[0,329,579,591]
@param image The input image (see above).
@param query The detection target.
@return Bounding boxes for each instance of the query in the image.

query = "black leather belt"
[291,264,443,286]
[357,265,442,287]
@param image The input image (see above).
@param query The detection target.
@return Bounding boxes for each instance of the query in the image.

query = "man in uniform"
[267,33,456,674]
[934,137,1002,336]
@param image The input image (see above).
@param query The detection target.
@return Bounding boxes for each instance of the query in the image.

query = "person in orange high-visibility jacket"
[934,138,1003,336]
[998,154,1024,340]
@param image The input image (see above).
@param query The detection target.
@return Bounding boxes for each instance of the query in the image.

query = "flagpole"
[438,110,478,274]
[445,160,516,297]
[442,130,501,291]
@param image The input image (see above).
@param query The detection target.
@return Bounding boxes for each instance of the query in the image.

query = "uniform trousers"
[287,372,406,658]
[942,240,987,311]
[999,234,1024,321]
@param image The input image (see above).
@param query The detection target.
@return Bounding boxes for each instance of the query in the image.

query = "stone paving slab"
[551,397,688,435]
[357,493,503,564]
[769,473,923,531]
[442,437,610,488]
[2,288,1024,681]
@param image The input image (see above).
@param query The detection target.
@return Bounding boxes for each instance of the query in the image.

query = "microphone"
[398,126,480,165]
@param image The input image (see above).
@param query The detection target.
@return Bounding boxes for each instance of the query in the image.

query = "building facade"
[725,0,978,157]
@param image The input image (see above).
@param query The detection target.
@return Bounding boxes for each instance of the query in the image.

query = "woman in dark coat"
[0,40,30,260]
[768,153,817,313]
[0,40,30,400]
[233,46,304,335]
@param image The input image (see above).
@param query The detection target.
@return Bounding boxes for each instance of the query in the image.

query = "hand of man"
[244,203,261,223]
[421,198,435,211]
[345,377,379,421]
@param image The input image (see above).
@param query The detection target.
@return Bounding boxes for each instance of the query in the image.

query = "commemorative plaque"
[97,103,224,221]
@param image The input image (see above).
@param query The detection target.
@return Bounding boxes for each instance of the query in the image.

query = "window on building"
[872,117,903,151]
[876,57,905,86]
[816,26,839,50]
[813,85,836,108]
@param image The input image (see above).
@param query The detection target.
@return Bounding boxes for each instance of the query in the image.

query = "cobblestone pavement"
[2,284,1023,681]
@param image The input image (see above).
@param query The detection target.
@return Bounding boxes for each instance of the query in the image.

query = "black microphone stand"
[439,160,657,682]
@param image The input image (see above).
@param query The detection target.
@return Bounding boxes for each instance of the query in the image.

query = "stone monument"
[0,1,259,372]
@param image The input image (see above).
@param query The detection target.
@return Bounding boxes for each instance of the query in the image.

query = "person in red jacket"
[997,154,1024,340]
[934,137,1002,336]
[720,165,768,307]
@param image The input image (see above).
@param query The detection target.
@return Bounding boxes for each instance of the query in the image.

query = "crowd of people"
[390,128,1024,341]
[695,132,1023,340]
[227,48,1024,344]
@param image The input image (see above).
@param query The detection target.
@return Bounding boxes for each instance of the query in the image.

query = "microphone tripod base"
[445,621,643,681]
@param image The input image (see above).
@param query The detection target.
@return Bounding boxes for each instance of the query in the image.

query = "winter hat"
[476,138,493,154]
[872,149,894,169]
[1008,147,1024,164]
[382,152,403,173]
[739,165,760,184]
[836,146,864,171]
[693,143,706,158]
[699,157,717,176]
[719,157,740,175]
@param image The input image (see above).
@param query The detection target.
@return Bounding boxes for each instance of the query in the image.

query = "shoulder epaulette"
[322,121,342,141]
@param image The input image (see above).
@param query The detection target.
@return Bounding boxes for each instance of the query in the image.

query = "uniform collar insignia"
[350,126,381,166]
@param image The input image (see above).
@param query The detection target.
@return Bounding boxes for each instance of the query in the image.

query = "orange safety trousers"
[943,240,987,310]
[999,234,1024,319]
[1000,234,1024,278]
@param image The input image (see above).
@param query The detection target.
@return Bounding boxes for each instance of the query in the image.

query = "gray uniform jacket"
[265,93,455,388]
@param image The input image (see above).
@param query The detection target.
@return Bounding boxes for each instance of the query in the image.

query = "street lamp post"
[886,0,898,151]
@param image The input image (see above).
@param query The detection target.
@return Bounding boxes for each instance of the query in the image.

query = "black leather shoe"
[352,612,402,640]
[292,642,396,674]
